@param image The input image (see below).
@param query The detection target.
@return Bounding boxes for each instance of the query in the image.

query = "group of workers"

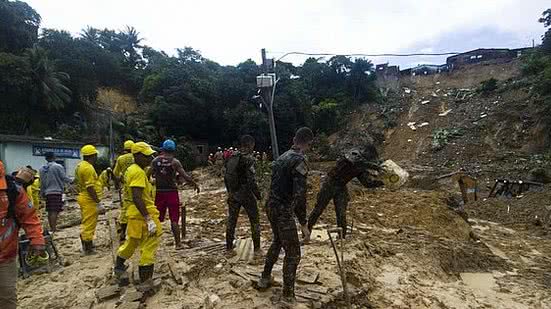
[222,128,384,303]
[0,126,385,307]
[76,140,200,287]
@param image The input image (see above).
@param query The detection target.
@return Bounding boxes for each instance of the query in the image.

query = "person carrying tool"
[151,139,199,249]
[75,145,104,255]
[307,145,383,239]
[39,152,72,233]
[113,140,135,241]
[224,135,262,255]
[114,142,161,287]
[257,127,314,303]
[0,161,46,309]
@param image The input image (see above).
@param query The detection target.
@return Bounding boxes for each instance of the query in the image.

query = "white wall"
[1,143,110,178]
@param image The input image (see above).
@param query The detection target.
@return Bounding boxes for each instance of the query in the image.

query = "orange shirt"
[0,186,45,264]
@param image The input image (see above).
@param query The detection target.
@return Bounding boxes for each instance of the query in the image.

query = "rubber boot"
[119,224,127,242]
[114,256,130,287]
[138,264,154,283]
[83,241,96,255]
[256,276,272,290]
[281,285,296,304]
[137,265,156,295]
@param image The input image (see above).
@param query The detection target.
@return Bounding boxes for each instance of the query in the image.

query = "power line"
[272,51,462,62]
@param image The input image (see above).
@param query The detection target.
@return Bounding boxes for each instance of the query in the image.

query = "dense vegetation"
[522,10,551,104]
[0,0,379,154]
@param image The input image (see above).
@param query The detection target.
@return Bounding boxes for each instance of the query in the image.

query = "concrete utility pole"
[259,48,280,159]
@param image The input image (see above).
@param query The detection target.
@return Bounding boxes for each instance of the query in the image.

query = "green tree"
[81,26,100,45]
[0,52,31,132]
[0,0,41,53]
[312,99,340,134]
[540,9,551,54]
[26,45,71,111]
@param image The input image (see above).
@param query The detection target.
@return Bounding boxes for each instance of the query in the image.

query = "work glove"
[146,218,157,236]
[26,246,49,267]
[300,224,311,244]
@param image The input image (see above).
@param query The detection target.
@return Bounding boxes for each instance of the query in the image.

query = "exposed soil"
[15,60,551,308]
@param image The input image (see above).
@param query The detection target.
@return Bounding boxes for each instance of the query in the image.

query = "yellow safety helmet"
[123,140,135,151]
[131,142,155,156]
[81,145,98,157]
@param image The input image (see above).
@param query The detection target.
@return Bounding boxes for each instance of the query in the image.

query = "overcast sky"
[24,0,549,68]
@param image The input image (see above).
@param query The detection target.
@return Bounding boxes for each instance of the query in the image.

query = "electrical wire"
[272,51,462,62]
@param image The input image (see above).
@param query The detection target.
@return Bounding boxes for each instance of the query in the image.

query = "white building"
[0,134,109,178]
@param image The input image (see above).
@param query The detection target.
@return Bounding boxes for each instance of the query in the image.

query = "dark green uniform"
[307,149,383,238]
[261,146,308,299]
[225,152,261,251]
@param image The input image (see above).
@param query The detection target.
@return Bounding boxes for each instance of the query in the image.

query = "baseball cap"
[161,139,176,152]
[81,145,98,156]
[0,161,6,190]
[124,140,135,151]
[132,142,155,156]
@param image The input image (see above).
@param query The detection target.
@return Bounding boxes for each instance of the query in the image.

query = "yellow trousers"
[78,195,98,241]
[117,217,161,266]
[119,199,131,224]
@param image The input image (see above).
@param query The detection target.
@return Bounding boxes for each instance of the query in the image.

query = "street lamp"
[255,73,280,159]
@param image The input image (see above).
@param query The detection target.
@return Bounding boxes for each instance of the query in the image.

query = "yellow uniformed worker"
[28,173,42,219]
[75,145,103,255]
[17,168,41,216]
[113,140,135,241]
[98,167,114,191]
[114,142,160,286]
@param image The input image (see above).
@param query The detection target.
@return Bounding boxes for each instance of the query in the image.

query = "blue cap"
[162,139,176,151]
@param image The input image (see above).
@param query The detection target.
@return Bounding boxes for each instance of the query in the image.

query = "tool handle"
[327,227,343,234]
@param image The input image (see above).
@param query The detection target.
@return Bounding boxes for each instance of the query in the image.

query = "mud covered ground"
[15,167,551,309]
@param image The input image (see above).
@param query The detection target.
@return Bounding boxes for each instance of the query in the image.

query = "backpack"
[224,153,242,193]
[5,175,20,227]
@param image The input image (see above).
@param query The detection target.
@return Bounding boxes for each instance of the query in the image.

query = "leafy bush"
[56,123,81,141]
[175,140,197,170]
[432,128,463,151]
[478,78,498,94]
[521,52,548,75]
[312,99,340,135]
[312,133,338,161]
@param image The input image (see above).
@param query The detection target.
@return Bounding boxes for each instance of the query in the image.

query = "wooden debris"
[297,268,319,284]
[117,302,142,309]
[230,267,253,281]
[95,286,121,302]
[120,289,144,303]
[307,286,330,295]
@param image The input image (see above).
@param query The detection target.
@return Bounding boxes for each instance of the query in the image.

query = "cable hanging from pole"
[273,51,462,62]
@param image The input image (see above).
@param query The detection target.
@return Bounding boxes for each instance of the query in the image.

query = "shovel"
[327,227,351,309]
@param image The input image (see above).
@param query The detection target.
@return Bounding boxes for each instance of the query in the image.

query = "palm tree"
[81,26,100,45]
[118,26,143,67]
[25,45,71,111]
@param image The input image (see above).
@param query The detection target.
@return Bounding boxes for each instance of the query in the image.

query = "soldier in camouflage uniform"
[307,144,384,238]
[257,127,314,303]
[224,135,262,253]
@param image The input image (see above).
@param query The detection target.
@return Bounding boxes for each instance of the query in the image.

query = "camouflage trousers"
[226,192,260,251]
[262,199,301,298]
[307,179,350,238]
